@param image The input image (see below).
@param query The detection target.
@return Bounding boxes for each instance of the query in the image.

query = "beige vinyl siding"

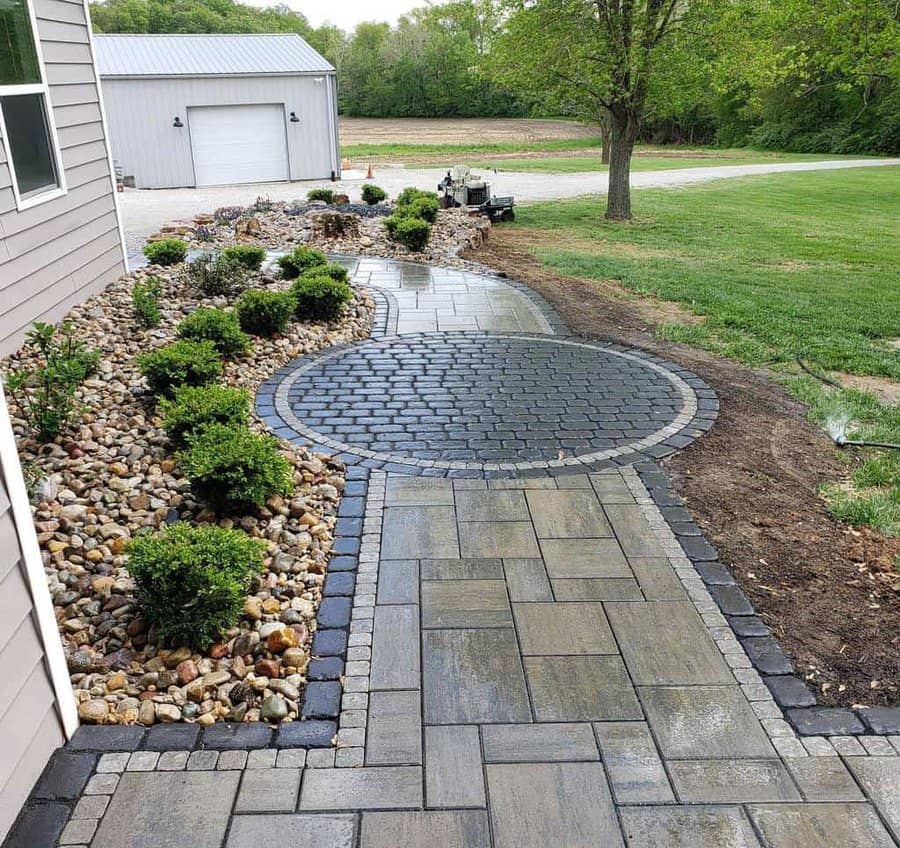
[0,0,125,357]
[0,477,66,839]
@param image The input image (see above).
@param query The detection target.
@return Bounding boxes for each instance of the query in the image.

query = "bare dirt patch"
[836,372,900,405]
[465,230,900,708]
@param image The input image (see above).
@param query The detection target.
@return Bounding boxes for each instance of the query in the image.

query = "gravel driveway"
[120,158,899,258]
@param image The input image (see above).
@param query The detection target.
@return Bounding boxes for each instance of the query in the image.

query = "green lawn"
[509,168,900,536]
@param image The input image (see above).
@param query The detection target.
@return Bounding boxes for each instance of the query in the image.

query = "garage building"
[94,33,340,188]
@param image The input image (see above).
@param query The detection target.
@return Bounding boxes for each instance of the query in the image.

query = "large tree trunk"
[605,112,638,220]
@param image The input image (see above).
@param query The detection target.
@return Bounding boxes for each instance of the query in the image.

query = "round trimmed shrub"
[142,238,187,266]
[186,252,248,296]
[233,290,296,337]
[276,246,328,279]
[221,244,266,271]
[160,384,250,447]
[316,262,350,284]
[178,423,294,512]
[307,187,335,203]
[361,184,387,205]
[176,307,250,358]
[386,215,431,252]
[137,340,221,398]
[128,523,265,649]
[290,274,353,321]
[402,195,439,223]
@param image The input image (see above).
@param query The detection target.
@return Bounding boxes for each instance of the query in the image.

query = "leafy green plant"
[385,215,431,251]
[128,523,265,649]
[221,245,266,271]
[361,184,387,205]
[132,276,163,328]
[397,195,440,223]
[143,238,187,266]
[396,187,436,207]
[178,423,294,512]
[307,187,335,203]
[290,274,353,321]
[176,308,250,358]
[185,252,248,296]
[6,322,100,441]
[316,262,350,283]
[159,384,250,447]
[137,340,222,398]
[234,290,296,336]
[276,246,328,279]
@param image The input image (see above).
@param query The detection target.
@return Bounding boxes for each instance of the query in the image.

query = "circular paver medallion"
[271,333,700,472]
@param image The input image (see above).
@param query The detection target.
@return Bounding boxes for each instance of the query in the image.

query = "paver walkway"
[13,259,900,848]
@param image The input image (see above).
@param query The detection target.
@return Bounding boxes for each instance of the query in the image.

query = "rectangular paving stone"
[226,814,357,848]
[487,762,623,848]
[513,602,617,655]
[382,506,459,559]
[33,752,95,800]
[526,656,642,721]
[628,557,687,600]
[747,803,895,848]
[604,504,667,557]
[377,560,419,605]
[425,725,485,808]
[589,473,636,503]
[455,489,530,522]
[606,601,733,685]
[619,805,761,848]
[92,771,239,848]
[525,489,613,538]
[362,811,490,848]
[459,521,539,558]
[424,629,531,724]
[367,691,422,766]
[845,757,900,842]
[420,558,503,580]
[422,579,511,628]
[370,605,419,690]
[552,577,642,600]
[593,722,675,804]
[482,723,598,762]
[385,476,454,505]
[639,685,776,759]
[784,757,865,802]
[503,558,552,601]
[300,766,423,810]
[235,768,302,812]
[668,759,800,803]
[540,538,631,579]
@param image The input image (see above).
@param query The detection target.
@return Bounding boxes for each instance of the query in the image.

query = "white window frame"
[0,0,68,211]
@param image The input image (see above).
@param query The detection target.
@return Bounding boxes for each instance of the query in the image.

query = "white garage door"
[188,104,289,187]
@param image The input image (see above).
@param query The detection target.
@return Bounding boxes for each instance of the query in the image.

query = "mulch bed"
[466,231,900,708]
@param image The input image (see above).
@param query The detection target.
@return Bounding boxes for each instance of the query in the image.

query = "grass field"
[508,168,900,535]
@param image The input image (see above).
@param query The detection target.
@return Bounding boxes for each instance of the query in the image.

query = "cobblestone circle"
[265,332,703,472]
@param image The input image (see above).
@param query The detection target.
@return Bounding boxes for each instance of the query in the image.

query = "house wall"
[0,0,127,357]
[101,74,339,188]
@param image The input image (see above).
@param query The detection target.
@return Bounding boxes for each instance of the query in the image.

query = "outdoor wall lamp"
[173,116,183,128]
[289,111,299,122]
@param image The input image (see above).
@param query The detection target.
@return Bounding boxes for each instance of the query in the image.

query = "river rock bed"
[5,235,375,727]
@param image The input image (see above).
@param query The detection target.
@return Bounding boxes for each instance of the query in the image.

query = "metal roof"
[94,34,334,77]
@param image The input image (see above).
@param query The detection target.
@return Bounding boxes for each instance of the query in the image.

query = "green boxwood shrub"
[176,307,250,358]
[290,274,353,321]
[233,290,296,337]
[401,195,440,223]
[178,423,293,512]
[132,276,163,328]
[186,252,248,296]
[361,184,387,205]
[221,244,266,271]
[276,246,328,279]
[128,523,265,649]
[396,187,435,207]
[137,340,222,397]
[142,238,187,266]
[307,187,335,203]
[385,215,431,252]
[160,384,250,446]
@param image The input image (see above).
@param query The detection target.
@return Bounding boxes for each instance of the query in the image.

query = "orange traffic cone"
[366,163,374,179]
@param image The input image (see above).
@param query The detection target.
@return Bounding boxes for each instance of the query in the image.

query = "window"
[0,0,65,208]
